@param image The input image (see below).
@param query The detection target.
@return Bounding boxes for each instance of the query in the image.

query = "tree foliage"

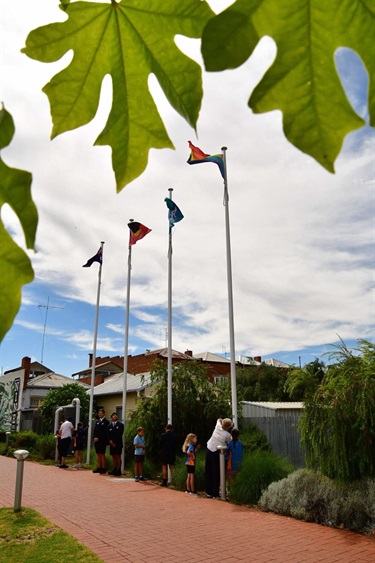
[39,383,90,434]
[125,359,233,459]
[202,0,374,172]
[237,364,290,402]
[300,339,375,482]
[284,359,326,401]
[0,105,37,342]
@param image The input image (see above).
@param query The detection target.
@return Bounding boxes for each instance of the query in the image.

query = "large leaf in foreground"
[0,106,37,342]
[22,0,214,191]
[202,0,374,172]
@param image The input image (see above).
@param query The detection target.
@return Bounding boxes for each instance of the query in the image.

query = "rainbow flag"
[187,141,225,179]
[128,222,151,246]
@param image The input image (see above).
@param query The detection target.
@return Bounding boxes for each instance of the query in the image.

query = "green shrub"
[35,434,57,460]
[259,469,375,535]
[240,422,270,453]
[13,431,39,451]
[230,451,294,505]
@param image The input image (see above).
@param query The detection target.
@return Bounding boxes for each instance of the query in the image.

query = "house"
[0,356,88,432]
[90,371,155,422]
[71,348,194,386]
[72,356,124,386]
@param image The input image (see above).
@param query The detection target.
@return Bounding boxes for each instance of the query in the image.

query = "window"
[30,396,44,407]
[214,376,228,384]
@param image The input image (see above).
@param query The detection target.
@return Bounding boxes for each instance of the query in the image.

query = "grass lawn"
[0,507,103,562]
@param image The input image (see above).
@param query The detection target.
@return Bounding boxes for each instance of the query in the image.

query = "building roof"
[193,352,231,363]
[237,356,291,368]
[27,372,90,389]
[144,348,193,360]
[91,372,154,396]
[4,360,53,376]
[242,401,303,410]
[72,360,123,378]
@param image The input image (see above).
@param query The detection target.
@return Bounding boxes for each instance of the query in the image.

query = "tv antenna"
[38,297,64,364]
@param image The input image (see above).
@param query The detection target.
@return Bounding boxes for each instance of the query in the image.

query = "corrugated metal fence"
[244,415,306,468]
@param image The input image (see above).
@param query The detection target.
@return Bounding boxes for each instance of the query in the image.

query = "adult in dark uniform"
[93,408,109,474]
[107,412,124,476]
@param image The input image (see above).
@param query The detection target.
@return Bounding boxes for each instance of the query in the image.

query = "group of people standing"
[55,418,86,468]
[56,410,243,499]
[92,409,124,475]
[159,418,243,498]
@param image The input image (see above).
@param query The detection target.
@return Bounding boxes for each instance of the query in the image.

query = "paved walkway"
[0,457,374,563]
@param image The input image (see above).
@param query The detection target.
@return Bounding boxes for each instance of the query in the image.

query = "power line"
[38,297,64,364]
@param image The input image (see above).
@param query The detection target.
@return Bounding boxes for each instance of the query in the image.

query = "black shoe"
[99,468,107,474]
[108,470,116,475]
[115,469,122,476]
[138,476,147,481]
[92,467,101,473]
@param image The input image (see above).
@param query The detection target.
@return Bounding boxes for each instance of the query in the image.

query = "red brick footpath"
[0,456,374,563]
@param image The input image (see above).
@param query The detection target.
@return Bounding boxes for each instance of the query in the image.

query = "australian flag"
[83,247,102,267]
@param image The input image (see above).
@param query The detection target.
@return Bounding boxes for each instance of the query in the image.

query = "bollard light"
[13,449,29,512]
[217,445,228,500]
[5,431,11,448]
[13,450,29,460]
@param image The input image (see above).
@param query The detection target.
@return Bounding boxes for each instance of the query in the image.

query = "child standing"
[72,422,86,468]
[133,427,146,482]
[182,433,200,494]
[226,428,243,484]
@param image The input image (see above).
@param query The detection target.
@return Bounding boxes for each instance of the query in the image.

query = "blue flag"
[165,197,184,230]
[83,247,102,267]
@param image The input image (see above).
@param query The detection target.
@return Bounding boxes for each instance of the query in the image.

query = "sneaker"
[60,464,68,469]
[190,491,197,495]
[76,464,82,469]
[115,469,122,476]
[138,476,147,481]
[185,490,191,494]
[99,468,107,474]
[108,470,116,475]
[93,468,101,473]
[135,477,139,482]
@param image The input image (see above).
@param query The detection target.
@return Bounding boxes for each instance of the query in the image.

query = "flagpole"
[167,188,173,425]
[86,241,105,466]
[121,221,133,475]
[221,147,238,426]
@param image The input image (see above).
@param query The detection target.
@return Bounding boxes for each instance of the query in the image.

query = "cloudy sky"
[1,0,374,377]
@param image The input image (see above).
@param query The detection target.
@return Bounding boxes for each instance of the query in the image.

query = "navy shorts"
[135,454,145,463]
[186,465,195,474]
[94,441,107,454]
[60,437,71,457]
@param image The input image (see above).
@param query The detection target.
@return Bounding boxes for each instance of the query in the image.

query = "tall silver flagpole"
[86,241,105,465]
[121,221,133,474]
[167,188,173,425]
[221,147,238,426]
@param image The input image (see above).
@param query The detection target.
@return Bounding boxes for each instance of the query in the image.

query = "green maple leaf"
[202,0,375,172]
[22,0,214,191]
[0,106,37,342]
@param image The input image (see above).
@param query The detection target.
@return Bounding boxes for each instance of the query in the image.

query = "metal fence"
[244,415,306,468]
